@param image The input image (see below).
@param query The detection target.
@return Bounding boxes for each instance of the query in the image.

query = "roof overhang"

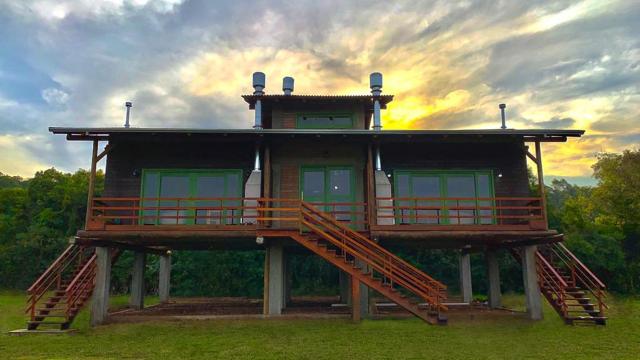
[241,94,394,110]
[49,127,584,143]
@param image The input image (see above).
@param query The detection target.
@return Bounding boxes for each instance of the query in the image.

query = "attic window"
[296,113,354,129]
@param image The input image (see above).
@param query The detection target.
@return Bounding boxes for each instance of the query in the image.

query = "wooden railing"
[544,243,608,315]
[88,197,368,230]
[87,196,545,232]
[300,201,447,313]
[374,196,546,230]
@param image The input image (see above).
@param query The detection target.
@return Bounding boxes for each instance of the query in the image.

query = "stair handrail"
[535,252,568,316]
[302,202,446,291]
[66,253,97,319]
[25,244,82,318]
[554,243,606,290]
[301,215,445,310]
[300,202,447,310]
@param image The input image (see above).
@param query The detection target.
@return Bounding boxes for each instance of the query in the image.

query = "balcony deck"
[76,196,560,249]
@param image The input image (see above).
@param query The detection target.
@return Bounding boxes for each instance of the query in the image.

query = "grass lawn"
[1,291,639,359]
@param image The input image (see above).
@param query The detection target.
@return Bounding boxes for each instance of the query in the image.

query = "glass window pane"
[413,176,441,224]
[446,176,476,225]
[194,176,225,225]
[477,174,493,224]
[159,176,189,225]
[329,169,351,196]
[141,173,159,225]
[303,170,325,199]
[300,114,352,128]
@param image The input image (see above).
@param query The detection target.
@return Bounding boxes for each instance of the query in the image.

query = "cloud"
[0,0,638,181]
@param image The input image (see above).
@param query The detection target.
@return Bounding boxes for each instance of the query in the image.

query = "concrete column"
[339,271,352,305]
[158,253,171,303]
[351,276,361,322]
[283,251,292,307]
[485,249,501,309]
[90,247,111,327]
[375,170,394,225]
[129,251,146,310]
[266,241,284,315]
[522,245,543,320]
[459,252,473,303]
[242,170,262,224]
[355,259,370,318]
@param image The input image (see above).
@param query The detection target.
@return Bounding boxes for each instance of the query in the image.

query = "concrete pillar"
[459,252,473,303]
[339,271,352,305]
[129,251,146,310]
[266,241,284,315]
[522,245,543,320]
[485,249,501,309]
[242,170,262,224]
[283,251,292,306]
[90,247,111,327]
[158,253,171,303]
[355,259,370,318]
[351,276,361,322]
[375,170,394,225]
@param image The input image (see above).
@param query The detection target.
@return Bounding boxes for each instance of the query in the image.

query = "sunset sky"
[1,0,638,185]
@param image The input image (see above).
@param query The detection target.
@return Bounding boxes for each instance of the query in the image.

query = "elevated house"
[26,72,607,330]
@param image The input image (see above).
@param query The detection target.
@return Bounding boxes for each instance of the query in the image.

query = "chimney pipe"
[499,103,506,129]
[370,72,383,131]
[283,76,294,95]
[252,72,265,129]
[124,101,132,128]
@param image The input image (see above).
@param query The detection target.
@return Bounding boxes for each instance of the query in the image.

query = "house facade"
[26,72,607,330]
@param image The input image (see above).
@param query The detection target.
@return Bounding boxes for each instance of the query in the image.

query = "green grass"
[1,292,639,359]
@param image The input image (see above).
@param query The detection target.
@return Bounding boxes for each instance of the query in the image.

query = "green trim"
[140,169,243,225]
[296,112,355,129]
[300,165,357,226]
[392,169,495,225]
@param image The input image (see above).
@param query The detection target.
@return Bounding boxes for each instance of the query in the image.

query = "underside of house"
[25,73,607,330]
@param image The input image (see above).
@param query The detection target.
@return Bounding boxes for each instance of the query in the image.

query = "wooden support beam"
[351,275,361,322]
[526,150,537,163]
[85,140,98,229]
[534,141,548,228]
[96,143,115,163]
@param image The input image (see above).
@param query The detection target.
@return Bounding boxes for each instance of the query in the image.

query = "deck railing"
[87,196,545,231]
[373,196,546,230]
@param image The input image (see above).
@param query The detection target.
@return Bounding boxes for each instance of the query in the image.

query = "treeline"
[0,149,638,296]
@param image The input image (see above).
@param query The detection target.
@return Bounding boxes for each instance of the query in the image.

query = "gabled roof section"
[241,94,394,110]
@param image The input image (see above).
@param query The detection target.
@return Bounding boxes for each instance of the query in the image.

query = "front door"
[301,166,355,224]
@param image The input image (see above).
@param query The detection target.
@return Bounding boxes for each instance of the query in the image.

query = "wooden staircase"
[26,245,120,330]
[515,243,607,325]
[262,201,448,324]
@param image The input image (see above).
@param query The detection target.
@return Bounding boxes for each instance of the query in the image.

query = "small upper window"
[296,113,353,129]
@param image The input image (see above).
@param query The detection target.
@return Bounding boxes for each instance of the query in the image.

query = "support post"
[522,245,543,320]
[84,140,98,229]
[266,241,284,315]
[485,249,501,309]
[283,251,292,307]
[158,253,171,303]
[355,259,370,317]
[129,251,146,310]
[459,251,473,303]
[351,275,361,322]
[339,271,352,305]
[90,247,111,327]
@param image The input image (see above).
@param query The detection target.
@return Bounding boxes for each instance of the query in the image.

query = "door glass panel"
[446,176,476,225]
[194,176,225,224]
[476,174,493,224]
[141,173,159,225]
[225,173,242,224]
[395,174,411,224]
[328,169,352,222]
[159,176,190,224]
[302,170,325,200]
[412,176,441,224]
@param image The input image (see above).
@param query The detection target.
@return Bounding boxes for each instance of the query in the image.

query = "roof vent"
[370,73,383,130]
[283,76,294,95]
[124,101,132,128]
[499,103,507,129]
[252,72,265,95]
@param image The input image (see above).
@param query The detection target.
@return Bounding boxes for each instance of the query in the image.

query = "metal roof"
[49,127,584,142]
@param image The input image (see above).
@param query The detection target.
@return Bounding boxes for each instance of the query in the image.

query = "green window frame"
[393,170,495,225]
[140,169,243,225]
[300,165,357,225]
[296,112,354,129]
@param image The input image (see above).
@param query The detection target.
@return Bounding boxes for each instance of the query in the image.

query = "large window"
[301,166,355,223]
[140,169,242,225]
[296,112,354,129]
[393,170,494,225]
